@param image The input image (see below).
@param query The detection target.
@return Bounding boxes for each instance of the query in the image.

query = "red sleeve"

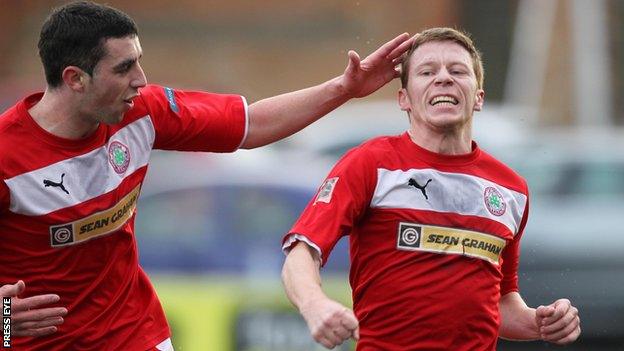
[500,198,530,295]
[138,85,248,152]
[282,146,377,266]
[0,181,9,213]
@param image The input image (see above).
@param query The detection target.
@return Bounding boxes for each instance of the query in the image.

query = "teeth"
[431,96,458,105]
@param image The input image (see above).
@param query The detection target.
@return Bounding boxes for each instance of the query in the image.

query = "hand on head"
[339,33,414,99]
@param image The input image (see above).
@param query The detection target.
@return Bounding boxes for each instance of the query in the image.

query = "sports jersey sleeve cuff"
[235,96,249,150]
[500,285,519,296]
[282,234,324,265]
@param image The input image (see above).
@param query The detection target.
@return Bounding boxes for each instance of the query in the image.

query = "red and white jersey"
[283,133,529,351]
[0,84,248,350]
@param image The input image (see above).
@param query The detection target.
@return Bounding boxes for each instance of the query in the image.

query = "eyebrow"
[113,55,142,73]
[415,60,470,68]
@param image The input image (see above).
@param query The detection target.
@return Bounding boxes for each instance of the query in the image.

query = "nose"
[131,63,147,89]
[434,68,453,86]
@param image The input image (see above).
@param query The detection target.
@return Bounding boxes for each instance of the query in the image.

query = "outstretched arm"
[499,292,580,344]
[0,281,67,337]
[282,242,359,349]
[242,33,414,149]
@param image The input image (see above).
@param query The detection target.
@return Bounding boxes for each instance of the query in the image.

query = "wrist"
[298,293,329,314]
[328,75,355,101]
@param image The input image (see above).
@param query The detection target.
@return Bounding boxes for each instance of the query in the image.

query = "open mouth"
[430,95,458,106]
[123,95,139,106]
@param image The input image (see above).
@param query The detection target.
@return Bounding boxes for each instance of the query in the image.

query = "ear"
[61,66,88,91]
[473,89,485,111]
[398,88,411,111]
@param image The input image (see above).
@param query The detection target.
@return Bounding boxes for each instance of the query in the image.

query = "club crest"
[108,141,131,174]
[484,186,506,216]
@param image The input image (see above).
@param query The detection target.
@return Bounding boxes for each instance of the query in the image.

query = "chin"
[101,114,125,125]
[430,114,465,125]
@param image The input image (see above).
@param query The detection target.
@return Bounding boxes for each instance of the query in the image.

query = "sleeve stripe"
[282,233,324,264]
[235,95,250,150]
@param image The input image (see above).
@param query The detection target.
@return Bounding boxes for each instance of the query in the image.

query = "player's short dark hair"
[38,1,138,87]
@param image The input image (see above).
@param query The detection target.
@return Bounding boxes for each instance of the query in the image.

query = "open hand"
[339,33,414,98]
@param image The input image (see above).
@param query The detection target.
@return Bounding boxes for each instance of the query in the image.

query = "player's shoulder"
[478,147,528,192]
[138,84,167,97]
[334,133,405,169]
[0,100,26,147]
[354,133,405,154]
[0,99,22,129]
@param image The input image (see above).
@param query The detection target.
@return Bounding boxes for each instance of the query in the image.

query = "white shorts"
[154,338,174,351]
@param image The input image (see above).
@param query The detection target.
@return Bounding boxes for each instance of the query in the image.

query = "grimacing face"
[79,35,147,124]
[398,40,484,132]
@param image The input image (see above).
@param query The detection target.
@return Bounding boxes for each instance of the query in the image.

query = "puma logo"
[43,173,69,195]
[408,178,432,200]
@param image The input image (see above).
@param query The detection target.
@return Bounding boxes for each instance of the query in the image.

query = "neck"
[28,87,99,139]
[407,119,473,155]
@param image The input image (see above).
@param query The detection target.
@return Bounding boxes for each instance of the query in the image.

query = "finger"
[369,33,410,60]
[544,316,580,343]
[315,326,342,349]
[541,307,578,334]
[13,294,60,312]
[345,50,361,76]
[13,326,58,338]
[554,298,571,308]
[392,56,405,66]
[12,307,68,323]
[386,35,416,60]
[333,326,352,340]
[542,302,569,325]
[311,324,342,348]
[393,68,401,78]
[318,336,336,349]
[16,316,64,330]
[339,309,359,330]
[0,280,25,298]
[535,305,555,320]
[322,326,345,347]
[553,323,581,345]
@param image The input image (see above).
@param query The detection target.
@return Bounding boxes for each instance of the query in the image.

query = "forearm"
[281,242,329,311]
[242,76,350,149]
[499,292,540,341]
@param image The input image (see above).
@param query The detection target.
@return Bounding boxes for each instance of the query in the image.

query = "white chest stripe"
[372,168,527,235]
[6,116,155,216]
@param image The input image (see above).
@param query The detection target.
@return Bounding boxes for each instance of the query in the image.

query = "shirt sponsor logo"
[396,222,507,264]
[164,87,179,113]
[49,185,141,248]
[314,177,339,204]
[108,140,131,174]
[484,186,506,216]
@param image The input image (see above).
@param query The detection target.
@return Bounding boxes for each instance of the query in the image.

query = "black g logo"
[397,223,422,250]
[50,224,74,247]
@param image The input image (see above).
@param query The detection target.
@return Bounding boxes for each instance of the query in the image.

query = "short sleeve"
[138,85,248,152]
[500,199,530,295]
[282,146,377,266]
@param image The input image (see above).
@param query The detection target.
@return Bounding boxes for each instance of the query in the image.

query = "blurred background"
[2,0,624,350]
